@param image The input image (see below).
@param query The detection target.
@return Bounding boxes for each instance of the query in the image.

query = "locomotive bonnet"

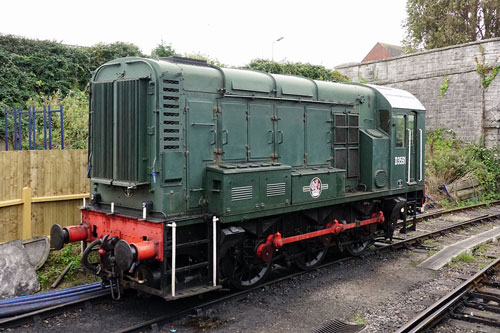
[51,56,425,299]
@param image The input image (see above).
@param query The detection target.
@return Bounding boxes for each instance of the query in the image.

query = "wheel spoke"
[220,237,271,289]
[293,240,328,270]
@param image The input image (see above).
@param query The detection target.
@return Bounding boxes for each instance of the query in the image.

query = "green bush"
[426,129,500,200]
[468,144,500,199]
[426,129,473,183]
[0,35,143,109]
[0,35,144,142]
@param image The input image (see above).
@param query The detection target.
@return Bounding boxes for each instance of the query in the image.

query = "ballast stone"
[0,240,40,299]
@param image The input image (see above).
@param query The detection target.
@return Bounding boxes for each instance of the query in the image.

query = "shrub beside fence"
[0,150,89,243]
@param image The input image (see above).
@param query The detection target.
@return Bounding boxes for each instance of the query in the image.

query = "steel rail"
[385,213,500,251]
[396,199,500,228]
[396,256,500,333]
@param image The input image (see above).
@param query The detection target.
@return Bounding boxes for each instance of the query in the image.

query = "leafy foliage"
[474,45,500,89]
[0,35,144,142]
[468,144,500,199]
[182,52,226,67]
[440,75,449,97]
[37,243,99,291]
[0,34,144,108]
[426,129,500,200]
[426,129,473,183]
[151,41,176,59]
[88,42,144,71]
[244,59,350,82]
[403,0,500,51]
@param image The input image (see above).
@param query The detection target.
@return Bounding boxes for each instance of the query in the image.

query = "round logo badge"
[309,177,322,198]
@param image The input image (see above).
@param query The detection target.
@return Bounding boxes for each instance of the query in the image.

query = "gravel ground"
[9,205,500,333]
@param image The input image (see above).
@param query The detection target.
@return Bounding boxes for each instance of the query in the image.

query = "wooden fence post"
[21,187,32,239]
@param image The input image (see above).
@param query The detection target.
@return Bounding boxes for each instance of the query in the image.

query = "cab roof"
[366,84,426,111]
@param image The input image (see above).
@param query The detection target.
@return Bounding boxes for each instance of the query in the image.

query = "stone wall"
[336,38,500,147]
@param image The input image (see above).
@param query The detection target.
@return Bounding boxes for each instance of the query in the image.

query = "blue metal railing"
[3,105,64,151]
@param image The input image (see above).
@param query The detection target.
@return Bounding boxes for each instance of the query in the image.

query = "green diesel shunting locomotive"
[51,56,425,300]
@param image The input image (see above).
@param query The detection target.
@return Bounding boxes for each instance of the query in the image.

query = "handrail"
[212,216,218,287]
[167,222,177,297]
[419,129,423,182]
[407,128,412,183]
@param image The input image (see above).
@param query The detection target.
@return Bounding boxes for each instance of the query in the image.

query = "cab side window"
[378,109,390,134]
[395,115,405,148]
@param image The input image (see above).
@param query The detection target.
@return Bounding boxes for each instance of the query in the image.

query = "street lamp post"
[272,36,284,61]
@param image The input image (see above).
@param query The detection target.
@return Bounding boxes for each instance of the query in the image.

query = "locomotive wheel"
[220,237,271,290]
[345,239,372,256]
[293,240,328,270]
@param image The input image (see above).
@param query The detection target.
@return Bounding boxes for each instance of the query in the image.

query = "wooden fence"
[0,150,89,243]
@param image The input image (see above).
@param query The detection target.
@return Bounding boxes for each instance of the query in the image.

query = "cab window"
[395,115,405,147]
[378,109,390,134]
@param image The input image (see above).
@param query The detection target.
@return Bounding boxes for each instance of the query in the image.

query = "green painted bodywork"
[89,57,426,224]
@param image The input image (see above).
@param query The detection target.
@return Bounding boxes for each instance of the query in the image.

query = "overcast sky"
[1,0,407,68]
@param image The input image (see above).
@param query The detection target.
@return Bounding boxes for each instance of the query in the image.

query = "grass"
[452,252,475,263]
[355,313,365,325]
[423,239,439,246]
[427,249,438,257]
[411,258,424,267]
[37,243,99,291]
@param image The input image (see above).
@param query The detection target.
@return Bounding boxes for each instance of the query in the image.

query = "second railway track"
[397,256,500,332]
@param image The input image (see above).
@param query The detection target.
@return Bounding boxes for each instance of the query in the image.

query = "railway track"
[397,256,500,332]
[2,204,499,332]
[380,212,500,251]
[111,211,500,332]
[396,199,500,229]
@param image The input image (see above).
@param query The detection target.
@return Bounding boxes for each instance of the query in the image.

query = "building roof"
[379,43,405,57]
[362,42,404,63]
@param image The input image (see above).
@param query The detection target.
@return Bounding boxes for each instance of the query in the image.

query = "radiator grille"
[91,82,113,179]
[266,182,286,197]
[161,79,181,151]
[90,79,147,183]
[231,186,253,201]
[114,79,147,181]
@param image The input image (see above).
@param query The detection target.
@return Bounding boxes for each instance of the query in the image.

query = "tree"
[245,59,349,82]
[182,52,225,67]
[89,42,144,71]
[403,0,500,50]
[151,41,176,59]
